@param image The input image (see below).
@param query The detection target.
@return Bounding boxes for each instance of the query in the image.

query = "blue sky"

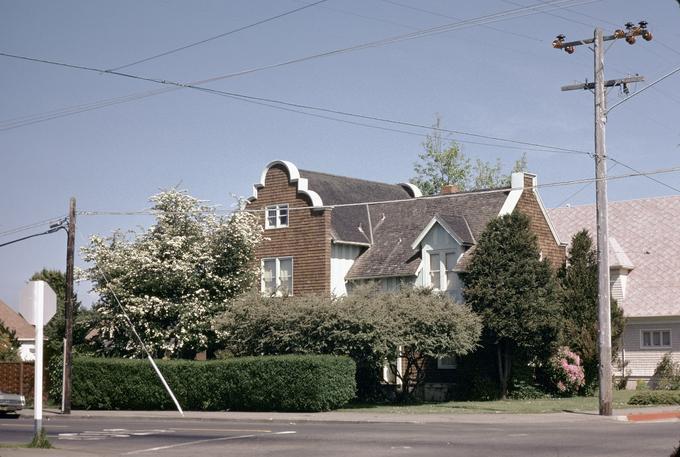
[1,0,679,308]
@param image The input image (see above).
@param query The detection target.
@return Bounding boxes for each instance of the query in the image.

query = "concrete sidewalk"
[19,405,680,425]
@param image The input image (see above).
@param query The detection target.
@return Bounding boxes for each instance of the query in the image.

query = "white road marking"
[168,428,271,433]
[123,433,258,455]
[58,429,173,441]
[507,433,529,437]
[274,431,296,435]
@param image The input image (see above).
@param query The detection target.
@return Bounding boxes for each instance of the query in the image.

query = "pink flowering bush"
[546,346,586,396]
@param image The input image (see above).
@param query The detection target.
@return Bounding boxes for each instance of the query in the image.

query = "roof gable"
[411,214,474,250]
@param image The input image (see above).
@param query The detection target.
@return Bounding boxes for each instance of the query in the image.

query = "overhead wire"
[0,51,593,156]
[106,0,330,72]
[0,215,67,238]
[1,0,595,131]
[77,164,680,217]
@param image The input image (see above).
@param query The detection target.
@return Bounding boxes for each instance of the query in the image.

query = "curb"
[625,411,680,423]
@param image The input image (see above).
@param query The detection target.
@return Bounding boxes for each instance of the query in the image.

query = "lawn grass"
[342,390,639,414]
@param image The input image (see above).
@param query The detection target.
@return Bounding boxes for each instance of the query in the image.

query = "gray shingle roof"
[548,196,680,318]
[299,170,416,245]
[299,170,414,205]
[345,190,508,279]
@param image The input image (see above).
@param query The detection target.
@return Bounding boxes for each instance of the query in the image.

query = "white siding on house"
[415,224,465,302]
[618,319,680,378]
[330,244,363,296]
[18,341,35,362]
[610,268,629,303]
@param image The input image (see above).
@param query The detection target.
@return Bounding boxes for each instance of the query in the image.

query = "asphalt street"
[1,414,679,457]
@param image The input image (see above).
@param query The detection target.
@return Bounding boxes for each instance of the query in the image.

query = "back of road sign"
[20,280,56,326]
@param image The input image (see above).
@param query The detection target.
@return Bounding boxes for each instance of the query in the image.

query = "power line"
[0,220,67,248]
[0,51,593,156]
[0,215,67,238]
[77,165,680,216]
[379,0,544,43]
[0,0,594,131]
[107,0,330,72]
[606,64,680,114]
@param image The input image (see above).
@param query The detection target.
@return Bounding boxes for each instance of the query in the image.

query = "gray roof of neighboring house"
[548,195,680,318]
[345,190,509,279]
[0,299,34,340]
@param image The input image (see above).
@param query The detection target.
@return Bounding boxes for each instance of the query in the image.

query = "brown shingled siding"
[514,175,566,268]
[247,164,331,295]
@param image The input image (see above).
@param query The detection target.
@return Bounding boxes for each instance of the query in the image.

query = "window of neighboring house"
[641,329,671,348]
[437,355,457,369]
[261,257,293,296]
[265,204,289,229]
[428,250,459,292]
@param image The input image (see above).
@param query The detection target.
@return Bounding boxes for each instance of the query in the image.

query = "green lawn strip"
[342,390,638,414]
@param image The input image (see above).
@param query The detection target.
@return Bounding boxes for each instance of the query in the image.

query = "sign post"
[20,281,56,436]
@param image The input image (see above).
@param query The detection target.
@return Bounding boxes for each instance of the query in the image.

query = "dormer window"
[266,204,289,229]
[428,251,458,292]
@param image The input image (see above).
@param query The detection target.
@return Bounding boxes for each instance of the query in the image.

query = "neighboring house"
[247,160,566,396]
[0,299,36,361]
[549,196,680,387]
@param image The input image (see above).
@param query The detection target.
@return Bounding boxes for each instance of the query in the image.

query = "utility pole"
[62,197,76,414]
[553,22,652,416]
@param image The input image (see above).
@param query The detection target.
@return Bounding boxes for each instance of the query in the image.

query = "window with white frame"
[428,251,458,292]
[265,204,289,229]
[437,355,457,369]
[262,257,293,296]
[641,329,671,348]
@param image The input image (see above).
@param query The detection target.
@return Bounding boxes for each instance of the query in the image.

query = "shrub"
[508,380,547,400]
[545,347,585,396]
[649,353,680,390]
[219,286,481,402]
[635,380,648,391]
[628,391,680,406]
[53,355,355,412]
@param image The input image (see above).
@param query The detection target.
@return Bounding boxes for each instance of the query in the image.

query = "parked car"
[0,391,25,414]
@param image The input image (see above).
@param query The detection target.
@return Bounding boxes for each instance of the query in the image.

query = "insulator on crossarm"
[552,34,566,49]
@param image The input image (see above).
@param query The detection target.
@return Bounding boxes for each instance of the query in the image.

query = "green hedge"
[628,390,680,406]
[56,355,355,412]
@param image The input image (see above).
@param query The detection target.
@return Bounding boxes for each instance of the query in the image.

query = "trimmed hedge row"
[60,355,355,412]
[628,390,680,406]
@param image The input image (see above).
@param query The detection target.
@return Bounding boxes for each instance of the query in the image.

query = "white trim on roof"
[529,173,564,246]
[410,215,465,250]
[498,172,524,216]
[399,182,423,198]
[248,160,324,209]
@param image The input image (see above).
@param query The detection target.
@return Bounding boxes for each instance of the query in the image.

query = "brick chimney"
[440,184,460,195]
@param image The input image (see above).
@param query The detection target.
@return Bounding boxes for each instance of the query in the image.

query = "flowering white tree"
[81,190,262,359]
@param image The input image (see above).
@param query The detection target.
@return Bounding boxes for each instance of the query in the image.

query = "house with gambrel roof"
[247,160,565,299]
[550,196,680,386]
[246,160,566,396]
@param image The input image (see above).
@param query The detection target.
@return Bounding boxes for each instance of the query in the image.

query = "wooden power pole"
[553,23,652,416]
[62,197,76,414]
